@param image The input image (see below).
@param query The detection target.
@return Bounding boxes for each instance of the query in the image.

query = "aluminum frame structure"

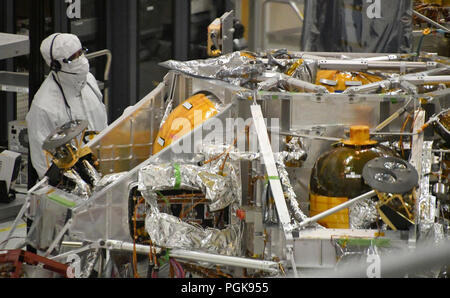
[6,51,450,278]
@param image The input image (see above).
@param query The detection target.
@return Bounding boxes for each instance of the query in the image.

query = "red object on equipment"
[0,250,69,278]
[236,209,246,220]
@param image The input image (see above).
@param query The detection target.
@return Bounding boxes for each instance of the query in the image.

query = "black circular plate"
[362,156,419,194]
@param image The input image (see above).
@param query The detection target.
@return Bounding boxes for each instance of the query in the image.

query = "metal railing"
[86,49,112,113]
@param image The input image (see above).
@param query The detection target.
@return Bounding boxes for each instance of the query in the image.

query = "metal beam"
[28,0,46,190]
[250,104,293,236]
[52,0,69,33]
[297,190,376,229]
[0,0,16,147]
[173,0,191,61]
[102,240,280,274]
[413,10,450,33]
[105,0,138,122]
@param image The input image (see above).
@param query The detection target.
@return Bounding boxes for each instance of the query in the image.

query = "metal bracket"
[44,219,73,258]
[250,104,297,261]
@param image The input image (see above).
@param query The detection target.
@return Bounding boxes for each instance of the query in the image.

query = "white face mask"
[59,55,90,92]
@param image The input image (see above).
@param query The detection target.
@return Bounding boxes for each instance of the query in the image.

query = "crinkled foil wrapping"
[291,60,314,83]
[80,248,99,278]
[139,158,242,256]
[138,164,197,192]
[415,142,447,247]
[160,52,264,87]
[418,142,437,235]
[285,136,302,151]
[349,197,379,229]
[82,160,102,187]
[258,51,316,83]
[202,143,318,230]
[204,153,243,215]
[200,144,260,162]
[441,204,450,237]
[283,136,308,163]
[433,223,446,244]
[94,172,129,192]
[138,163,234,212]
[145,212,239,256]
[216,63,265,80]
[160,51,314,90]
[274,154,324,230]
[64,169,91,199]
[220,150,261,162]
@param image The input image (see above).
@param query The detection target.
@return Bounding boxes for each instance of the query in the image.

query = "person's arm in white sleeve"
[86,73,108,130]
[26,105,55,179]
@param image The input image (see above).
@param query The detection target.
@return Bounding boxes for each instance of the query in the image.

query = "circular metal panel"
[42,120,88,151]
[362,156,419,194]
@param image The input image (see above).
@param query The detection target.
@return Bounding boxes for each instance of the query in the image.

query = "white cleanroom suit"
[26,33,108,179]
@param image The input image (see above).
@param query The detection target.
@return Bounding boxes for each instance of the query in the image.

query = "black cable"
[52,73,73,121]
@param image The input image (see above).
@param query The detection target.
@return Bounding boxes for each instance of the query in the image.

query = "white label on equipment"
[157,137,165,147]
[346,172,361,179]
[183,102,193,110]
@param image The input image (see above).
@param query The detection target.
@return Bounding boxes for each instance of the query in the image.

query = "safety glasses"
[63,47,88,64]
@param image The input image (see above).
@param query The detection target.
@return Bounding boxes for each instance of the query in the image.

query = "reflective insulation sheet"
[138,160,242,256]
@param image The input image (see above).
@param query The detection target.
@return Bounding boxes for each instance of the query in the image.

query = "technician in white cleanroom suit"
[26,33,108,179]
